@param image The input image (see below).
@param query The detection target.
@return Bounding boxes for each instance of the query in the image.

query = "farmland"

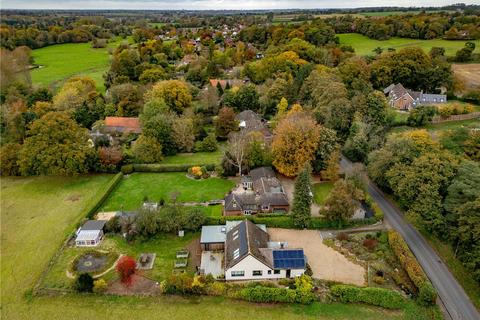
[453,64,480,89]
[1,175,413,320]
[30,37,131,92]
[337,33,480,56]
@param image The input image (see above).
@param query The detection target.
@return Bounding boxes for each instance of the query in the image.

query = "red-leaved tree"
[116,256,136,286]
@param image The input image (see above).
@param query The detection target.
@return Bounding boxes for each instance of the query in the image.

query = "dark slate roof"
[224,193,257,211]
[259,193,289,207]
[249,167,275,182]
[81,220,107,231]
[225,220,271,269]
[272,249,306,269]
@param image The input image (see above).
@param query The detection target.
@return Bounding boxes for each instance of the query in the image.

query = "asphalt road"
[340,158,480,320]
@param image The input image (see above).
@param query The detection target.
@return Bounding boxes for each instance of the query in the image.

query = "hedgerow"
[331,285,406,309]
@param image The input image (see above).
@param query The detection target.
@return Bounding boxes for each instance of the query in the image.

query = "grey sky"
[1,0,476,10]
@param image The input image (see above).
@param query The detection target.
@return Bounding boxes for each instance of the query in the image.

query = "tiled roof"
[104,117,141,133]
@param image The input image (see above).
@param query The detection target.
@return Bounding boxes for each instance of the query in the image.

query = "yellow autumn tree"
[272,109,321,177]
[144,79,192,114]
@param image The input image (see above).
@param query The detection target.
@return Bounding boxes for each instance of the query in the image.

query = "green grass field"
[31,37,131,93]
[161,149,224,165]
[1,175,422,320]
[100,172,235,211]
[313,182,334,205]
[337,33,480,56]
[390,119,480,135]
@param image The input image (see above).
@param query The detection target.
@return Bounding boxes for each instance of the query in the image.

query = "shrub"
[75,273,94,292]
[388,230,437,305]
[195,133,218,152]
[205,281,226,296]
[105,215,121,233]
[336,232,349,241]
[116,256,136,286]
[93,279,108,293]
[407,105,437,127]
[331,285,406,309]
[132,163,216,173]
[363,238,378,251]
[238,286,297,304]
[162,273,194,295]
[121,164,134,174]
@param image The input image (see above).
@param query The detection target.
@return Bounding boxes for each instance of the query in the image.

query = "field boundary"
[128,163,216,173]
[33,173,123,295]
[432,112,480,124]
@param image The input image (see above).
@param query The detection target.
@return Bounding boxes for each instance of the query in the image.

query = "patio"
[200,251,224,278]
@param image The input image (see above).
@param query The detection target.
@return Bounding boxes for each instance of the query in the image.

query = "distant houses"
[234,110,272,144]
[200,220,306,280]
[384,83,447,110]
[224,167,289,216]
[104,117,142,134]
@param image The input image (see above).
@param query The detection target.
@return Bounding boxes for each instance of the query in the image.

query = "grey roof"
[81,220,107,231]
[225,220,271,269]
[250,167,275,182]
[200,225,227,244]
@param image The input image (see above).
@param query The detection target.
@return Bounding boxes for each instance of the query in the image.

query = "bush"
[75,273,94,292]
[388,231,437,305]
[336,232,349,241]
[407,106,437,127]
[162,273,195,295]
[116,256,136,286]
[331,285,406,309]
[121,164,134,174]
[195,133,218,152]
[132,163,216,173]
[93,279,108,293]
[363,238,378,250]
[238,286,297,304]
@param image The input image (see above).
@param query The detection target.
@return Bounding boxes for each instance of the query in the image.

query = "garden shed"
[75,220,107,247]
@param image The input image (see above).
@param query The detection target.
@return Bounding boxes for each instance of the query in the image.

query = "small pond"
[75,253,108,273]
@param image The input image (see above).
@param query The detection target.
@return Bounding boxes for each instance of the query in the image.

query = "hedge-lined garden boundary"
[331,285,406,309]
[205,215,379,230]
[121,163,216,174]
[388,230,437,306]
[84,172,123,219]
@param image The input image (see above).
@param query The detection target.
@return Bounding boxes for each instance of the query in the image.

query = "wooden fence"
[432,112,480,124]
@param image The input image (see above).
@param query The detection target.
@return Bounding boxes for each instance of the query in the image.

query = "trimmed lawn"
[1,175,435,319]
[161,149,224,166]
[389,119,480,136]
[313,182,334,205]
[31,37,131,92]
[198,204,223,217]
[337,33,480,56]
[100,172,235,211]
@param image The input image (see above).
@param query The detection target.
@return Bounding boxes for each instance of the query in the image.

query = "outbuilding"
[75,220,107,247]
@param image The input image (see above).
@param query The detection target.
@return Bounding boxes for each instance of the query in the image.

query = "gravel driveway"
[278,175,322,217]
[268,228,365,286]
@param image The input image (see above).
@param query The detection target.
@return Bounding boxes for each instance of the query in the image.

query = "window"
[268,270,271,275]
[252,270,262,276]
[274,270,281,274]
[231,271,245,277]
[233,248,240,259]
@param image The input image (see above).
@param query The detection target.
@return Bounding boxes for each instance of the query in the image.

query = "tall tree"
[272,110,320,177]
[18,112,93,175]
[291,163,313,228]
[144,80,192,114]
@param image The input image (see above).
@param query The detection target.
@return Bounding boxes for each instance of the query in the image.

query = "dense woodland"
[0,7,479,285]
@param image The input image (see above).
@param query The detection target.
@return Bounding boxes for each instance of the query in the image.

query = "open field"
[31,37,131,92]
[390,118,480,136]
[453,64,480,89]
[338,33,480,56]
[100,172,235,211]
[313,182,334,205]
[1,175,416,320]
[359,10,450,17]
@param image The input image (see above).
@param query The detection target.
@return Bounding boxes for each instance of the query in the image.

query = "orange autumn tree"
[272,108,321,177]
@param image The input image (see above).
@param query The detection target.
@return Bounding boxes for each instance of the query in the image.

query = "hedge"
[388,230,437,305]
[238,286,297,304]
[85,172,123,219]
[204,215,378,230]
[331,285,406,309]
[124,163,216,173]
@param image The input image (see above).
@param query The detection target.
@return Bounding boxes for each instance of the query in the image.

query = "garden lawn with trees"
[337,33,480,56]
[100,172,235,211]
[1,175,421,320]
[160,147,224,165]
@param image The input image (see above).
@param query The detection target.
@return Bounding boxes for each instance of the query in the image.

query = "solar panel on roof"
[272,249,306,269]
